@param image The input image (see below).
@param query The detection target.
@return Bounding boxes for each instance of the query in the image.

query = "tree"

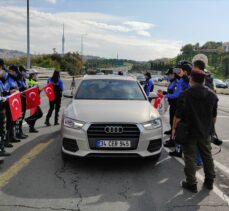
[181,44,194,54]
[60,52,83,75]
[222,55,229,77]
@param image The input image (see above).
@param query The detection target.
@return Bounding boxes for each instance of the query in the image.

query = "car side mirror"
[148,92,157,102]
[63,90,73,98]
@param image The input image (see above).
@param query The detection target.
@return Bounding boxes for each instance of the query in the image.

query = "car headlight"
[63,117,85,129]
[143,118,162,130]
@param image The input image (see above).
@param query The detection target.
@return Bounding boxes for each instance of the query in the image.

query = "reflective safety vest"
[26,79,38,88]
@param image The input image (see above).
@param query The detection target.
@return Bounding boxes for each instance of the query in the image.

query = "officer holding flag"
[25,69,43,133]
[15,65,28,139]
[1,65,21,146]
[45,70,64,126]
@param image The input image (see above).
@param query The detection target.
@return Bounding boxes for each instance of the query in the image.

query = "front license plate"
[96,140,131,148]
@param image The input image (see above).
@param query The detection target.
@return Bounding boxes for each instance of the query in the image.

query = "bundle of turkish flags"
[8,92,22,121]
[43,83,55,102]
[25,86,41,109]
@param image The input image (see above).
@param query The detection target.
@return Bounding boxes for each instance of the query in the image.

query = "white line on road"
[218,116,229,118]
[163,147,229,205]
[214,160,229,175]
[223,140,229,142]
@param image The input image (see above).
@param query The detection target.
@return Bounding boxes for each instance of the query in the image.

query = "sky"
[0,0,229,61]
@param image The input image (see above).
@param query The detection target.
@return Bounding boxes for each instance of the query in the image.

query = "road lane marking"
[218,116,229,118]
[223,140,229,142]
[163,147,229,205]
[0,140,52,188]
[214,160,229,175]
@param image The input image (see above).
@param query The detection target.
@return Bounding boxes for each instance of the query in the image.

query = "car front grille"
[87,124,140,150]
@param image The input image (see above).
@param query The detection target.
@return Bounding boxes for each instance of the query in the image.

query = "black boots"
[45,121,51,127]
[204,179,214,190]
[29,127,39,133]
[181,180,198,193]
[169,150,182,158]
[16,130,28,139]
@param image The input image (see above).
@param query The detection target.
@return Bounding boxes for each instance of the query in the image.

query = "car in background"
[225,79,229,88]
[61,75,162,160]
[136,74,146,85]
[214,79,228,89]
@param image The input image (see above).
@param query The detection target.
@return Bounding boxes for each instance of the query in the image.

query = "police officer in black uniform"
[15,65,28,139]
[45,70,64,126]
[0,59,11,159]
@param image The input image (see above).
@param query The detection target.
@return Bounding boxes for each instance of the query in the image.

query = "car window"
[75,79,146,100]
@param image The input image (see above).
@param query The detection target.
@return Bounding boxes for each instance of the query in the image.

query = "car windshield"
[75,79,146,100]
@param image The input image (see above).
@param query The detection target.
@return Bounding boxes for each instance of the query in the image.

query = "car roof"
[83,75,136,81]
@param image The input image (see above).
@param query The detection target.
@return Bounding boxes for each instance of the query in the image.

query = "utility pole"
[62,24,65,57]
[80,34,87,74]
[81,34,88,61]
[26,0,30,69]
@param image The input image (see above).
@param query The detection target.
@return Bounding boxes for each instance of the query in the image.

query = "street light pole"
[80,33,87,74]
[26,0,30,69]
[81,34,87,60]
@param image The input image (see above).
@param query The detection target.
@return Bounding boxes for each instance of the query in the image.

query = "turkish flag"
[8,92,22,121]
[25,87,41,109]
[153,93,164,109]
[43,83,55,101]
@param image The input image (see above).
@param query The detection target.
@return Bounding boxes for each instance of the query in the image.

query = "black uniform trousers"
[15,95,26,135]
[5,102,16,143]
[26,106,43,128]
[169,101,177,128]
[0,103,5,151]
[46,94,62,124]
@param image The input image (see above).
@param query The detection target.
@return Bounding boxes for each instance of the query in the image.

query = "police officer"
[165,61,192,157]
[2,65,21,145]
[144,72,154,96]
[163,68,179,147]
[45,70,64,126]
[0,59,10,158]
[15,65,28,139]
[25,69,43,133]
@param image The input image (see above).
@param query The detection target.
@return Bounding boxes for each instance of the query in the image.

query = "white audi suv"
[61,75,163,159]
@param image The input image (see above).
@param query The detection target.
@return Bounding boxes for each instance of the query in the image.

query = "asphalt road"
[0,79,229,211]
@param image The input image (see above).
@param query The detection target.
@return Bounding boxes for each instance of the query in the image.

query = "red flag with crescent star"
[8,92,22,121]
[25,86,41,109]
[43,83,55,102]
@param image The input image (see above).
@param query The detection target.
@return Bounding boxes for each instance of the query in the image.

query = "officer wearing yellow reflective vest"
[25,69,43,133]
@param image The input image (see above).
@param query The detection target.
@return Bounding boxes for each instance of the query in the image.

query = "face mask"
[168,75,173,80]
[35,74,39,81]
[22,71,29,79]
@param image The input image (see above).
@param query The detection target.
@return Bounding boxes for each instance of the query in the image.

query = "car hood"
[64,100,160,123]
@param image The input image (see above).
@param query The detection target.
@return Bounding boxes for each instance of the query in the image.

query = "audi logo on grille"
[104,126,124,134]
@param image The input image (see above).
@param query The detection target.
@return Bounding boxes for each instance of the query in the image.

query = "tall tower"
[62,24,65,57]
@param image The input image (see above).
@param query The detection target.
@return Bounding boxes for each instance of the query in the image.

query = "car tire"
[61,150,73,161]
